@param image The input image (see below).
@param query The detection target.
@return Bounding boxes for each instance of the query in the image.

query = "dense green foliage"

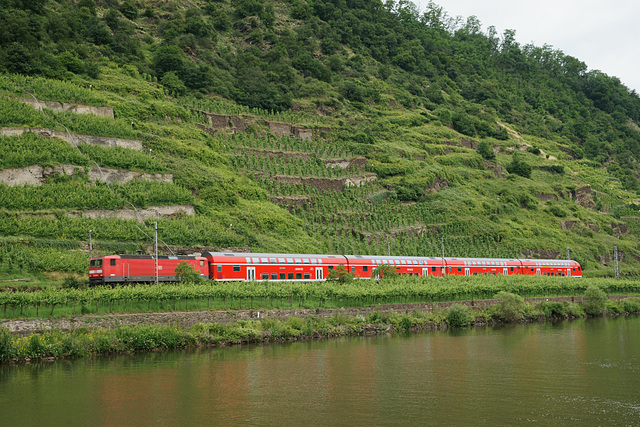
[1,0,640,279]
[1,276,639,319]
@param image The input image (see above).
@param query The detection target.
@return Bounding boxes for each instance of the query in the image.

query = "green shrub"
[621,298,640,313]
[507,153,532,178]
[327,266,353,284]
[494,291,526,322]
[62,275,86,289]
[477,141,495,160]
[446,304,472,327]
[582,285,607,316]
[538,301,567,318]
[605,300,623,314]
[0,327,17,362]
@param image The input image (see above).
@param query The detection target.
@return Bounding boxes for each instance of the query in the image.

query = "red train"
[89,252,582,285]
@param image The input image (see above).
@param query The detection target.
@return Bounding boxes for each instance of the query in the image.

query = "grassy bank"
[2,289,639,364]
[2,276,640,320]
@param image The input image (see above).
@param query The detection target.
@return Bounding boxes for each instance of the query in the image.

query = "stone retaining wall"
[0,164,172,186]
[274,173,376,192]
[0,127,143,150]
[66,205,195,222]
[17,98,114,118]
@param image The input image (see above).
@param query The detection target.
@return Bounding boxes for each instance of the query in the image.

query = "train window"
[200,260,205,267]
[288,273,294,280]
[217,265,222,272]
[110,259,116,266]
[328,265,334,270]
[278,258,285,264]
[262,273,269,280]
[233,265,240,272]
[295,258,302,264]
[510,267,514,272]
[271,273,277,280]
[279,273,286,280]
[530,267,534,272]
[303,259,310,264]
[351,266,355,272]
[304,273,310,279]
[286,258,294,264]
[296,273,302,280]
[261,258,269,264]
[311,259,317,264]
[431,266,436,273]
[90,259,103,267]
[270,258,277,264]
[252,257,260,264]
[363,266,368,272]
[458,267,462,272]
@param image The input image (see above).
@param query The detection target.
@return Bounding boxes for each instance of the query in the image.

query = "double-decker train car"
[89,254,208,286]
[88,252,582,284]
[203,252,347,281]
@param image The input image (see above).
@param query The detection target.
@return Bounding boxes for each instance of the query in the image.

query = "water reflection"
[1,317,639,425]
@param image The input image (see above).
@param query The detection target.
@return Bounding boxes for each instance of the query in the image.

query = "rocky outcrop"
[267,121,293,138]
[194,109,324,140]
[270,196,311,211]
[66,205,195,222]
[0,127,143,151]
[520,249,562,259]
[324,157,366,171]
[0,165,172,187]
[17,98,114,118]
[573,185,596,210]
[239,148,310,161]
[537,193,558,202]
[424,177,449,193]
[274,174,376,192]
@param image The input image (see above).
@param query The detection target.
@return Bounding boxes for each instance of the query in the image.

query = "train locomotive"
[88,252,582,285]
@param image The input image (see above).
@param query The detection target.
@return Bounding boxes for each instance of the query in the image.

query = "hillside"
[1,0,640,279]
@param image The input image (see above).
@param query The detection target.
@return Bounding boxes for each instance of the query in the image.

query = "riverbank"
[2,292,639,364]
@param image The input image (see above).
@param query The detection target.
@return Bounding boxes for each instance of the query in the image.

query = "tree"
[372,264,397,280]
[582,285,607,316]
[174,261,202,283]
[477,141,495,160]
[327,266,353,283]
[507,153,532,178]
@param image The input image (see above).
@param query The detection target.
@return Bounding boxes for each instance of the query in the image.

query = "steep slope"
[0,0,639,279]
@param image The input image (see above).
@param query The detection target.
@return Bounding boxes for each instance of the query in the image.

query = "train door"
[316,267,323,280]
[123,263,130,281]
[465,268,470,276]
[247,267,255,281]
[422,268,429,277]
[536,268,541,276]
[567,268,571,277]
[503,268,508,275]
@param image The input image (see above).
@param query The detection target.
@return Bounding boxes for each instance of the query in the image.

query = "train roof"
[202,252,347,259]
[92,255,204,260]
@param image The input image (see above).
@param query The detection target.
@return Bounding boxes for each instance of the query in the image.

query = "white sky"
[413,0,640,93]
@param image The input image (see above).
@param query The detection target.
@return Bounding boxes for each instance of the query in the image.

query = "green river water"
[1,316,639,426]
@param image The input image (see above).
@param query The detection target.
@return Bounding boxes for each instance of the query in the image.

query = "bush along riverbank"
[1,287,639,364]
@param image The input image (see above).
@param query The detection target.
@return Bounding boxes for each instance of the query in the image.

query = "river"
[1,316,639,426]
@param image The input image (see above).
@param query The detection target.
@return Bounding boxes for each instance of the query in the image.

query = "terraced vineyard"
[1,0,640,281]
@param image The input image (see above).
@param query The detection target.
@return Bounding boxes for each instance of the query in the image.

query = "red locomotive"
[89,254,208,286]
[88,252,582,285]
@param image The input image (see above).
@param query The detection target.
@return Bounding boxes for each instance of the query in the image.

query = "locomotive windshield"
[90,259,103,267]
